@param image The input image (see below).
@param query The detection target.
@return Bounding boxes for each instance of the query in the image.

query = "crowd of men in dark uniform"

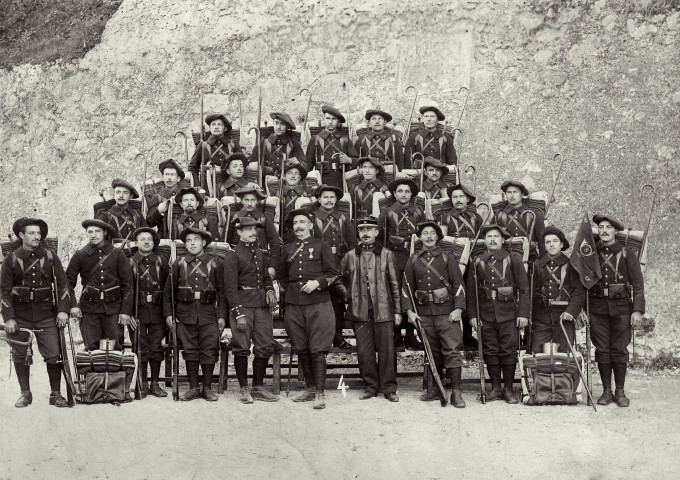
[0,103,646,411]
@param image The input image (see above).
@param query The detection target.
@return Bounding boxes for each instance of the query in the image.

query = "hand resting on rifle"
[266,290,277,311]
[406,310,419,326]
[70,307,82,319]
[559,311,574,322]
[516,316,529,329]
[56,312,69,328]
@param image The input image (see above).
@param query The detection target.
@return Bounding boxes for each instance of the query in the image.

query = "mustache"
[294,228,304,232]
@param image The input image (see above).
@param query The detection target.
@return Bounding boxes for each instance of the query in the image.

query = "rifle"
[560,318,597,411]
[403,86,418,145]
[402,272,447,407]
[585,295,593,406]
[132,259,142,400]
[138,153,148,217]
[471,261,486,404]
[199,88,205,190]
[545,153,565,220]
[170,232,179,400]
[52,262,76,407]
[257,86,263,185]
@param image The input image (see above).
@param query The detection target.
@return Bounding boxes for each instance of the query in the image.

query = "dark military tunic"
[217,177,249,199]
[250,133,307,177]
[175,212,219,242]
[281,184,311,244]
[422,179,448,200]
[312,206,357,265]
[306,129,359,189]
[350,179,388,220]
[146,184,183,239]
[377,201,426,272]
[97,204,147,241]
[354,129,404,169]
[494,203,547,258]
[227,206,282,268]
[404,127,457,168]
[189,134,242,187]
[438,206,484,239]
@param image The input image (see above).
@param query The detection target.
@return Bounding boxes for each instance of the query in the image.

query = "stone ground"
[2,341,679,480]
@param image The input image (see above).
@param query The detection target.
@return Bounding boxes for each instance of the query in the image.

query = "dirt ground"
[1,342,679,480]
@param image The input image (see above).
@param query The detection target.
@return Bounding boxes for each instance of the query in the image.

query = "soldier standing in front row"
[589,214,645,407]
[163,227,226,402]
[1,218,71,408]
[223,217,280,404]
[277,209,338,410]
[66,219,134,351]
[129,227,169,398]
[402,221,467,407]
[97,179,147,241]
[467,225,530,404]
[146,159,186,239]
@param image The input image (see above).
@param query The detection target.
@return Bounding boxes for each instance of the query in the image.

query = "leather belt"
[239,286,263,290]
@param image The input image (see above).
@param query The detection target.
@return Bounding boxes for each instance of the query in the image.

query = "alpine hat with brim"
[286,208,314,225]
[234,184,267,200]
[358,156,384,173]
[419,106,445,121]
[175,187,205,210]
[270,112,296,130]
[133,227,160,247]
[13,217,48,239]
[283,161,308,180]
[447,184,476,204]
[500,180,529,196]
[593,214,625,232]
[480,224,511,239]
[388,178,419,197]
[423,156,447,172]
[221,152,248,172]
[179,226,213,246]
[321,105,346,124]
[416,220,443,240]
[365,109,392,123]
[233,216,263,230]
[111,179,140,199]
[543,226,570,250]
[314,184,343,199]
[159,159,186,180]
[205,113,232,133]
[82,219,116,237]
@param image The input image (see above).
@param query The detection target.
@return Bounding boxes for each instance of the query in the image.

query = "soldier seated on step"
[218,152,250,198]
[97,178,147,241]
[173,187,219,241]
[189,113,242,188]
[146,159,187,239]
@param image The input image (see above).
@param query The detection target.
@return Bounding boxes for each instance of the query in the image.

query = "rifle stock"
[170,241,179,401]
[53,268,76,407]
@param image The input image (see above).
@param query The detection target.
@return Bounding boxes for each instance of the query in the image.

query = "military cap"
[13,217,48,239]
[221,152,248,172]
[133,227,160,247]
[447,184,477,204]
[356,216,379,228]
[158,158,186,179]
[314,184,343,199]
[321,105,346,124]
[233,216,263,230]
[416,220,443,240]
[419,106,446,121]
[82,219,116,237]
[205,113,232,133]
[388,178,419,197]
[480,224,511,239]
[234,184,267,200]
[111,179,140,199]
[175,186,205,210]
[270,112,296,130]
[365,109,392,123]
[423,156,447,172]
[283,161,308,180]
[286,208,314,224]
[358,156,385,173]
[543,226,570,251]
[593,214,624,232]
[179,226,213,246]
[500,180,529,196]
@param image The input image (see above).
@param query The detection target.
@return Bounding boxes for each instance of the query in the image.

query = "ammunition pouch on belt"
[82,286,102,303]
[496,286,515,302]
[199,290,217,305]
[138,290,163,306]
[388,235,409,251]
[589,284,604,298]
[177,286,194,303]
[103,286,122,304]
[33,287,53,303]
[11,286,31,303]
[415,290,428,305]
[431,287,450,304]
[607,283,629,300]
[534,293,550,309]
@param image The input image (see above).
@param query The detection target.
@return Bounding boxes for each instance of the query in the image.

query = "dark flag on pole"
[569,212,602,290]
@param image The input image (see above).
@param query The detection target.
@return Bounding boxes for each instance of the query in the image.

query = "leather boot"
[239,386,254,404]
[313,392,326,410]
[251,386,280,402]
[14,363,31,408]
[612,363,627,391]
[486,364,503,401]
[234,355,249,390]
[180,387,202,401]
[140,381,149,398]
[201,364,217,401]
[149,382,167,398]
[597,363,614,405]
[614,389,630,407]
[312,354,327,409]
[420,367,442,401]
[448,367,465,408]
[502,363,518,404]
[292,353,316,402]
[49,391,68,408]
[597,388,614,405]
[15,391,32,408]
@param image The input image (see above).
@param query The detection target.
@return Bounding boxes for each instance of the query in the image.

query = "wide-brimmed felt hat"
[233,216,263,230]
[480,224,511,239]
[358,156,384,173]
[111,178,140,199]
[13,217,48,239]
[175,187,205,210]
[419,106,445,121]
[133,227,160,247]
[500,180,529,196]
[283,161,308,180]
[356,216,379,228]
[221,152,248,172]
[321,105,346,124]
[234,184,267,200]
[593,214,624,232]
[447,184,476,204]
[205,113,232,133]
[270,112,296,130]
[543,226,570,251]
[286,208,314,224]
[158,159,186,180]
[82,219,116,237]
[179,226,213,246]
[416,220,443,240]
[423,156,447,172]
[365,109,392,122]
[314,184,343,199]
[388,178,419,197]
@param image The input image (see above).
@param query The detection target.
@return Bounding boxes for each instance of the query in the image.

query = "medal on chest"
[308,247,314,259]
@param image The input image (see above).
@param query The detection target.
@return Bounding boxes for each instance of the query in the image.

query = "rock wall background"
[1,0,678,360]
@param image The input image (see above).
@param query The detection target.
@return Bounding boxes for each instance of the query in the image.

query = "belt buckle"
[146,294,153,302]
[194,291,201,300]
[404,242,409,249]
[100,291,105,300]
[331,246,337,254]
[491,291,497,300]
[603,287,609,297]
[331,163,338,170]
[30,291,34,301]
[428,293,434,303]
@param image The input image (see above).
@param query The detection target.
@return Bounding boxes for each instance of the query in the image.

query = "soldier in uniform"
[404,106,457,168]
[280,162,312,244]
[589,215,645,407]
[438,184,483,239]
[189,113,242,187]
[494,180,546,258]
[146,158,186,239]
[66,219,134,351]
[350,157,388,219]
[223,217,280,404]
[277,209,338,409]
[421,157,449,200]
[354,109,404,169]
[217,152,250,199]
[250,112,307,177]
[1,218,71,408]
[129,227,169,398]
[531,226,585,354]
[174,187,219,241]
[402,221,467,407]
[467,225,530,404]
[306,105,359,189]
[163,227,226,401]
[97,179,147,240]
[227,185,281,273]
[378,178,425,350]
[312,184,357,349]
[339,216,401,402]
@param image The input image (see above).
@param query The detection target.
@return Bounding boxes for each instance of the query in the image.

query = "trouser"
[229,306,274,358]
[391,263,416,339]
[283,302,335,355]
[353,314,397,395]
[130,323,167,363]
[531,309,575,354]
[81,313,123,350]
[8,321,60,364]
[329,282,347,338]
[176,322,219,363]
[481,318,519,366]
[420,314,464,370]
[590,313,631,364]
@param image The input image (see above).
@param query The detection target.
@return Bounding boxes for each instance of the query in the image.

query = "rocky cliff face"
[1,0,678,360]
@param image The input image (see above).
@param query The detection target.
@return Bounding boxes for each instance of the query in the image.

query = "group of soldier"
[1,102,645,411]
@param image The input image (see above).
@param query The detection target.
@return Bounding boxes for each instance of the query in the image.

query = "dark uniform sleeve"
[377,210,387,244]
[305,138,317,170]
[207,217,220,242]
[146,197,167,232]
[290,139,309,171]
[466,262,479,319]
[392,135,405,170]
[264,219,282,269]
[316,241,338,290]
[263,254,275,295]
[0,255,16,320]
[404,133,416,169]
[444,132,458,167]
[53,254,72,314]
[276,244,290,292]
[162,261,179,318]
[511,253,530,319]
[222,252,244,319]
[344,138,359,168]
[565,265,586,318]
[533,211,546,258]
[65,251,82,306]
[385,250,402,313]
[189,143,204,186]
[401,256,416,312]
[339,252,350,288]
[215,258,227,320]
[117,250,134,316]
[344,216,357,251]
[446,253,466,311]
[626,252,645,314]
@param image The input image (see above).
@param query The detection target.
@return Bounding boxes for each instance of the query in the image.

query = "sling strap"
[84,251,113,288]
[11,250,54,286]
[544,263,570,299]
[600,250,623,282]
[477,256,510,287]
[286,242,308,264]
[316,135,348,162]
[448,213,476,236]
[415,133,447,162]
[179,257,216,290]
